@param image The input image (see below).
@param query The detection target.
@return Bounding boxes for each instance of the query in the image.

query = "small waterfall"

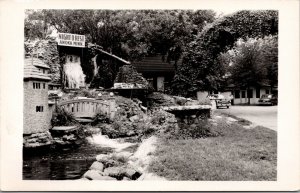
[86,133,134,152]
[64,55,86,89]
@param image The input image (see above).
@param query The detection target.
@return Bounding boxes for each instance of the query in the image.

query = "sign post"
[57,33,85,48]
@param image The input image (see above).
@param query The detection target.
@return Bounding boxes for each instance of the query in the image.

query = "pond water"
[23,143,113,180]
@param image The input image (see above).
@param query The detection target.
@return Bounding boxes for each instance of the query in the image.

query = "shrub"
[74,89,94,98]
[164,120,223,140]
[91,112,111,126]
[172,10,278,96]
[51,107,78,126]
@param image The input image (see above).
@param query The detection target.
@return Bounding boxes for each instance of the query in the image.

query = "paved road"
[215,105,278,131]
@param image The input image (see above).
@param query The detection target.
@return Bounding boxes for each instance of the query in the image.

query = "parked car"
[258,94,278,105]
[207,94,220,100]
[207,94,231,108]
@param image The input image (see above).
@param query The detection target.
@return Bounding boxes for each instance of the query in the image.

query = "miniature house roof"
[28,57,50,69]
[24,58,51,81]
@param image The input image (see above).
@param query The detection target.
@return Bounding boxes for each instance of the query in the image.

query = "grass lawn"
[149,115,277,181]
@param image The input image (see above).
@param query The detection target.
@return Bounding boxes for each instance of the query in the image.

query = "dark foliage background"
[172,10,278,96]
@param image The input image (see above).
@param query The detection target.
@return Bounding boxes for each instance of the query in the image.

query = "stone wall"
[162,105,211,124]
[23,131,53,148]
[24,81,52,134]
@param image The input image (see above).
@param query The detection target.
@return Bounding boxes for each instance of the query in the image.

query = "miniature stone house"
[23,57,52,135]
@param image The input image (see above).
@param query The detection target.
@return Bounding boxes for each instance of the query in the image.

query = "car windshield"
[261,94,272,99]
[218,95,225,99]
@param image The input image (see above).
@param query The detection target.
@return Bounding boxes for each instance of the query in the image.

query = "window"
[43,83,45,89]
[33,82,40,89]
[234,90,240,98]
[36,106,44,112]
[247,89,253,98]
[241,90,246,98]
[256,88,261,98]
[43,69,45,74]
[266,89,270,94]
[35,83,40,89]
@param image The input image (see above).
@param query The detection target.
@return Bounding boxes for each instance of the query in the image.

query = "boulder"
[103,166,142,180]
[96,154,120,167]
[96,154,110,161]
[25,142,41,148]
[26,138,38,143]
[103,166,126,180]
[129,115,139,122]
[126,130,136,137]
[89,161,104,172]
[83,170,104,180]
[124,167,142,180]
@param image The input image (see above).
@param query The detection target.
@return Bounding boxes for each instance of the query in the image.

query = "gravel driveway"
[215,105,278,131]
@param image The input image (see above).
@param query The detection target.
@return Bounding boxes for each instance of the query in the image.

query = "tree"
[222,35,278,104]
[25,10,215,62]
[260,35,278,92]
[173,10,278,97]
[25,10,216,88]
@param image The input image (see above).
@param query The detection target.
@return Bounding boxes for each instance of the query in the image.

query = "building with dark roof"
[197,81,278,105]
[24,57,52,135]
[227,82,278,105]
[132,55,179,92]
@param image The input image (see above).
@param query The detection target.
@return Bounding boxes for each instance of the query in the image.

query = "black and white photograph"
[0,0,299,191]
[23,8,279,181]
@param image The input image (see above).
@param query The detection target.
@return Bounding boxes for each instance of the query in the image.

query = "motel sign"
[57,33,85,48]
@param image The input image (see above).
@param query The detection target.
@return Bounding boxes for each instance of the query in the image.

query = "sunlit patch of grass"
[149,118,277,181]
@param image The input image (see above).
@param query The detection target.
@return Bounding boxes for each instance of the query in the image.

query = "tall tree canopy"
[172,10,278,97]
[25,9,216,63]
[219,35,278,104]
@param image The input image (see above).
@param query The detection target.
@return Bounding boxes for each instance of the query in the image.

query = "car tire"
[227,106,229,108]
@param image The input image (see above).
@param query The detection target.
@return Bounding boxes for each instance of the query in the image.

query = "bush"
[73,89,94,98]
[91,112,111,126]
[51,107,78,126]
[173,10,278,96]
[164,120,223,140]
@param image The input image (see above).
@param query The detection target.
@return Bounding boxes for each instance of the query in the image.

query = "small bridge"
[58,98,116,120]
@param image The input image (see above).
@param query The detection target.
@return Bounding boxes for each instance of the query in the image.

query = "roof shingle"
[25,57,50,69]
[132,56,178,73]
[24,58,51,81]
